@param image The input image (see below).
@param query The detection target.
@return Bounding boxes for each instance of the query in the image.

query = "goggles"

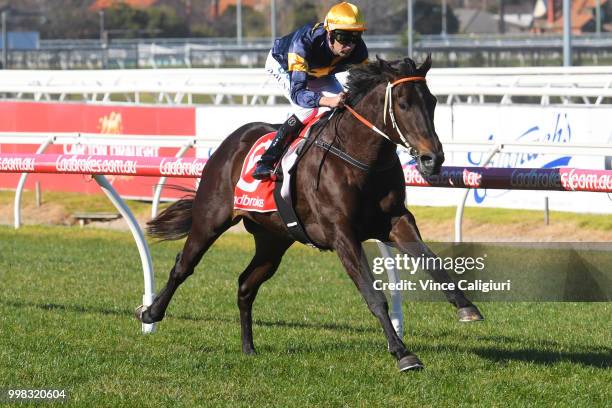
[332,30,361,46]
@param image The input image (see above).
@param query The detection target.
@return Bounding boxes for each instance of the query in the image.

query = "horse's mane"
[345,57,426,107]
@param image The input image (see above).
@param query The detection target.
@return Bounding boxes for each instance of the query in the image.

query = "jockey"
[252,1,369,180]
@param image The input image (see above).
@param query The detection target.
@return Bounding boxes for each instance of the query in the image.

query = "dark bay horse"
[137,56,483,371]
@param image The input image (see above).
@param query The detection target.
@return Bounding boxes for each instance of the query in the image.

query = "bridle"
[310,75,428,176]
[344,76,426,157]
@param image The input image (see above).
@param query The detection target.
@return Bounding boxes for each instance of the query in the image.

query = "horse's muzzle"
[417,152,445,176]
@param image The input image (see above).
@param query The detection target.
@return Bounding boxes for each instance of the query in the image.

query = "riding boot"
[252,114,304,180]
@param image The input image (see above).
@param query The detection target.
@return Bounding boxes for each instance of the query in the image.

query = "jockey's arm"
[289,66,344,108]
[287,29,337,109]
[286,27,359,110]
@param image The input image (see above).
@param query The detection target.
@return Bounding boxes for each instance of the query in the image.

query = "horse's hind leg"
[138,216,235,324]
[237,221,293,354]
[388,212,484,322]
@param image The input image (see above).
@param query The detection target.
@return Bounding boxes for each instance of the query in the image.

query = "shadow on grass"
[471,347,612,369]
[2,300,128,317]
[4,299,609,368]
[1,299,379,334]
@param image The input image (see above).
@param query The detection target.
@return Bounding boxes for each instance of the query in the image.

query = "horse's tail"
[146,186,195,241]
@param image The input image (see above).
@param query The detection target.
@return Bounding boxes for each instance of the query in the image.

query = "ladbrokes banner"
[0,101,196,199]
[407,105,612,214]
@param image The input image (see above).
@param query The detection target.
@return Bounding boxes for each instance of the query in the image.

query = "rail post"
[14,136,55,229]
[151,140,195,219]
[454,144,502,242]
[93,174,157,334]
[376,241,403,339]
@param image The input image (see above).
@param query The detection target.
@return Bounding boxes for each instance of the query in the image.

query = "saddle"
[233,112,328,248]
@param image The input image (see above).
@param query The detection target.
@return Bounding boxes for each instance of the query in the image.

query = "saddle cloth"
[233,110,324,213]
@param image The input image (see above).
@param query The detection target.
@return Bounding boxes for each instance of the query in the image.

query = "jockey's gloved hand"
[320,92,346,108]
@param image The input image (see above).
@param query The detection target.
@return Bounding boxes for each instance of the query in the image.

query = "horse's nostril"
[420,154,435,166]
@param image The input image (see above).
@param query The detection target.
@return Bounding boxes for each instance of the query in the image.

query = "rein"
[345,75,426,156]
[312,75,425,175]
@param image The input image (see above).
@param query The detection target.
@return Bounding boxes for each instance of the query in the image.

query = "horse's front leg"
[334,230,424,371]
[388,212,484,322]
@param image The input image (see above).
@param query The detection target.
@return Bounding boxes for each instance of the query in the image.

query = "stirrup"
[252,162,274,180]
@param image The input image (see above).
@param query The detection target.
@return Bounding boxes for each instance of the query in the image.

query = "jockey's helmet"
[324,2,366,32]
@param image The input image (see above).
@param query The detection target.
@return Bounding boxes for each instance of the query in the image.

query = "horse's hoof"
[458,305,484,322]
[398,354,424,372]
[134,305,147,322]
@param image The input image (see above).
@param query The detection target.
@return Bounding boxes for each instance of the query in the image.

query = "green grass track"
[0,226,610,407]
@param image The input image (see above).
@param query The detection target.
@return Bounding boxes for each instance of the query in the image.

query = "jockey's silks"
[270,23,368,109]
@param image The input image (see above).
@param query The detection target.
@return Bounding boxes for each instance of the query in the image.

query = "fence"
[2,151,612,337]
[4,152,610,192]
[3,132,612,235]
[6,33,612,69]
[1,66,612,105]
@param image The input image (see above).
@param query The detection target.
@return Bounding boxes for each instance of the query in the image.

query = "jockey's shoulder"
[290,22,326,43]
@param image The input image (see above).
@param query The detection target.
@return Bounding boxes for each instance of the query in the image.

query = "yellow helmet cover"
[324,2,366,32]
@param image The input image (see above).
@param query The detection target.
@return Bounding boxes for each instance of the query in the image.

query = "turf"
[0,226,610,407]
[3,189,612,232]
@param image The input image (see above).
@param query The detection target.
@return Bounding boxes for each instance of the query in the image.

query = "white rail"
[0,133,214,229]
[1,67,611,105]
[94,174,157,334]
[429,140,612,242]
[4,132,611,236]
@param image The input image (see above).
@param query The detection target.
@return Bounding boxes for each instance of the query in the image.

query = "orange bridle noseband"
[344,76,426,150]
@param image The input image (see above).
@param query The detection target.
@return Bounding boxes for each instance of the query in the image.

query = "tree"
[210,5,267,38]
[104,3,188,38]
[412,1,460,34]
[35,1,99,39]
[144,5,189,37]
[291,0,318,28]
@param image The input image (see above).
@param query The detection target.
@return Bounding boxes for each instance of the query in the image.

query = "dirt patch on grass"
[416,218,612,242]
[0,201,72,226]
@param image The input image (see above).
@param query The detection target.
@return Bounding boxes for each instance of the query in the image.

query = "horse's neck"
[332,86,397,167]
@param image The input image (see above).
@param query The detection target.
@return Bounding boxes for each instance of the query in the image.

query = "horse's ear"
[376,55,391,71]
[418,53,432,74]
[401,57,416,74]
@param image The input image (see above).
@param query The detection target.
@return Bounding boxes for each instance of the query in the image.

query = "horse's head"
[345,55,444,176]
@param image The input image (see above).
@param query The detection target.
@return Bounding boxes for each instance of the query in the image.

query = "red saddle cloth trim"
[233,111,322,213]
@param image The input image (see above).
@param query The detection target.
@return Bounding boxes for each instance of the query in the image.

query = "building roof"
[214,0,270,15]
[454,8,527,34]
[533,0,609,33]
[89,0,157,11]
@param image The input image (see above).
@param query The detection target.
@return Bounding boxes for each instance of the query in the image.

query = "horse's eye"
[398,102,408,110]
